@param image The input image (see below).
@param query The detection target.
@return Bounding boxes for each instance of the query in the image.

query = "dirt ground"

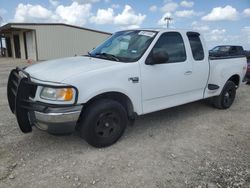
[0,57,249,188]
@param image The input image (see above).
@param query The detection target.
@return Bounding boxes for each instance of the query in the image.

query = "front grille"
[29,84,37,98]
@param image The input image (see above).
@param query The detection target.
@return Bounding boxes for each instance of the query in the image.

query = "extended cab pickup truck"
[7,29,247,147]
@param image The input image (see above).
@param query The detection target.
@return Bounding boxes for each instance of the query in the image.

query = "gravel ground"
[0,58,249,188]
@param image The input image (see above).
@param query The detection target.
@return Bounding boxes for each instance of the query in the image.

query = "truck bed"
[204,55,247,98]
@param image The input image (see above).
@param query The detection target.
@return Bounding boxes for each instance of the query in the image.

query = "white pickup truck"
[7,29,247,147]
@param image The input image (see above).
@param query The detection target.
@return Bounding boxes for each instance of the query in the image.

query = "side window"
[230,46,237,54]
[187,32,204,61]
[152,32,186,63]
[236,46,243,55]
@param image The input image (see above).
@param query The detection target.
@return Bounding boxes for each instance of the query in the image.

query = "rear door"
[186,32,209,98]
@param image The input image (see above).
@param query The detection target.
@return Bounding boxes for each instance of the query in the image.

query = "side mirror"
[146,49,169,65]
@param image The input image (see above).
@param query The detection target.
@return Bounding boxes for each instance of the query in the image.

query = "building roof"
[0,22,112,35]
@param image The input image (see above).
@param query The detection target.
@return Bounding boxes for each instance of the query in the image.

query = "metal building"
[0,23,111,61]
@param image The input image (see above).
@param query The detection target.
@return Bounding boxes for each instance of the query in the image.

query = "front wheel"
[212,81,236,109]
[79,99,128,148]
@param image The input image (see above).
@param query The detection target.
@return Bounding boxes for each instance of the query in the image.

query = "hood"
[25,56,119,83]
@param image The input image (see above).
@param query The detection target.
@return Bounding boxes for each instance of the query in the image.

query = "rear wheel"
[79,99,128,148]
[212,81,236,109]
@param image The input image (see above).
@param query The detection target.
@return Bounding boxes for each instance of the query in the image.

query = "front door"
[140,31,196,114]
[13,35,21,58]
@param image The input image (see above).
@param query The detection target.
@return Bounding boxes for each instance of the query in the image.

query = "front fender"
[64,62,143,115]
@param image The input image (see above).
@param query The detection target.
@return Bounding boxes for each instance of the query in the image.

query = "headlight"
[40,87,75,101]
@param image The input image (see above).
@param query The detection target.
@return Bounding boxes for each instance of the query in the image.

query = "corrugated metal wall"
[13,24,111,61]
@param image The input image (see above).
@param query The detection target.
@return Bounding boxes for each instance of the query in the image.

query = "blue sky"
[0,0,250,49]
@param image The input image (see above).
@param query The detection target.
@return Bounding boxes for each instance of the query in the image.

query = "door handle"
[128,77,139,83]
[184,71,192,75]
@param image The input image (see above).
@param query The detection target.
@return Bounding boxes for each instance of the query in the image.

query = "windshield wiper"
[95,53,120,62]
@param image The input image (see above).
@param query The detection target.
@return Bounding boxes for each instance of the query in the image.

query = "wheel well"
[79,92,135,121]
[228,74,240,87]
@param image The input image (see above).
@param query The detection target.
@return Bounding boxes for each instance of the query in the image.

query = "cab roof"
[121,28,201,34]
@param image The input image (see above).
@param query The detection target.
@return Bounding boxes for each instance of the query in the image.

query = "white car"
[7,29,247,147]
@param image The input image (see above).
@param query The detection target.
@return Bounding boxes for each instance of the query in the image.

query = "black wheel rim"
[223,88,234,107]
[95,112,121,138]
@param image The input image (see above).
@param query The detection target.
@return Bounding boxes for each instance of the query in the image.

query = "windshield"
[89,30,157,62]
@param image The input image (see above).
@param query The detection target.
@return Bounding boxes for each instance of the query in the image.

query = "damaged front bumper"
[31,106,82,134]
[7,67,82,134]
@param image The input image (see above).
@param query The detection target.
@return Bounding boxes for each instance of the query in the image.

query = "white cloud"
[14,3,53,22]
[12,3,145,29]
[175,10,200,18]
[121,25,140,30]
[90,5,146,29]
[13,2,92,26]
[204,28,250,49]
[191,21,210,32]
[158,12,173,26]
[242,26,250,43]
[196,25,227,45]
[149,5,157,12]
[73,0,100,4]
[111,4,120,9]
[180,1,194,8]
[114,5,146,28]
[161,2,178,13]
[210,29,226,35]
[191,22,250,49]
[196,25,210,32]
[243,8,250,17]
[205,29,227,42]
[55,2,91,25]
[90,8,114,24]
[49,0,59,7]
[202,5,239,21]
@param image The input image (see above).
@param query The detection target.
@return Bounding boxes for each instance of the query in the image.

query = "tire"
[79,99,128,148]
[212,81,236,109]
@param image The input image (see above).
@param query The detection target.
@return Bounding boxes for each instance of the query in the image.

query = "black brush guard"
[7,67,78,133]
[7,68,36,133]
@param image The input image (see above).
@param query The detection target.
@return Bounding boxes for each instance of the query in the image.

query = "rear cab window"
[187,32,205,61]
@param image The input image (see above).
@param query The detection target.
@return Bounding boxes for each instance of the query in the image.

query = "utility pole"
[164,17,173,29]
